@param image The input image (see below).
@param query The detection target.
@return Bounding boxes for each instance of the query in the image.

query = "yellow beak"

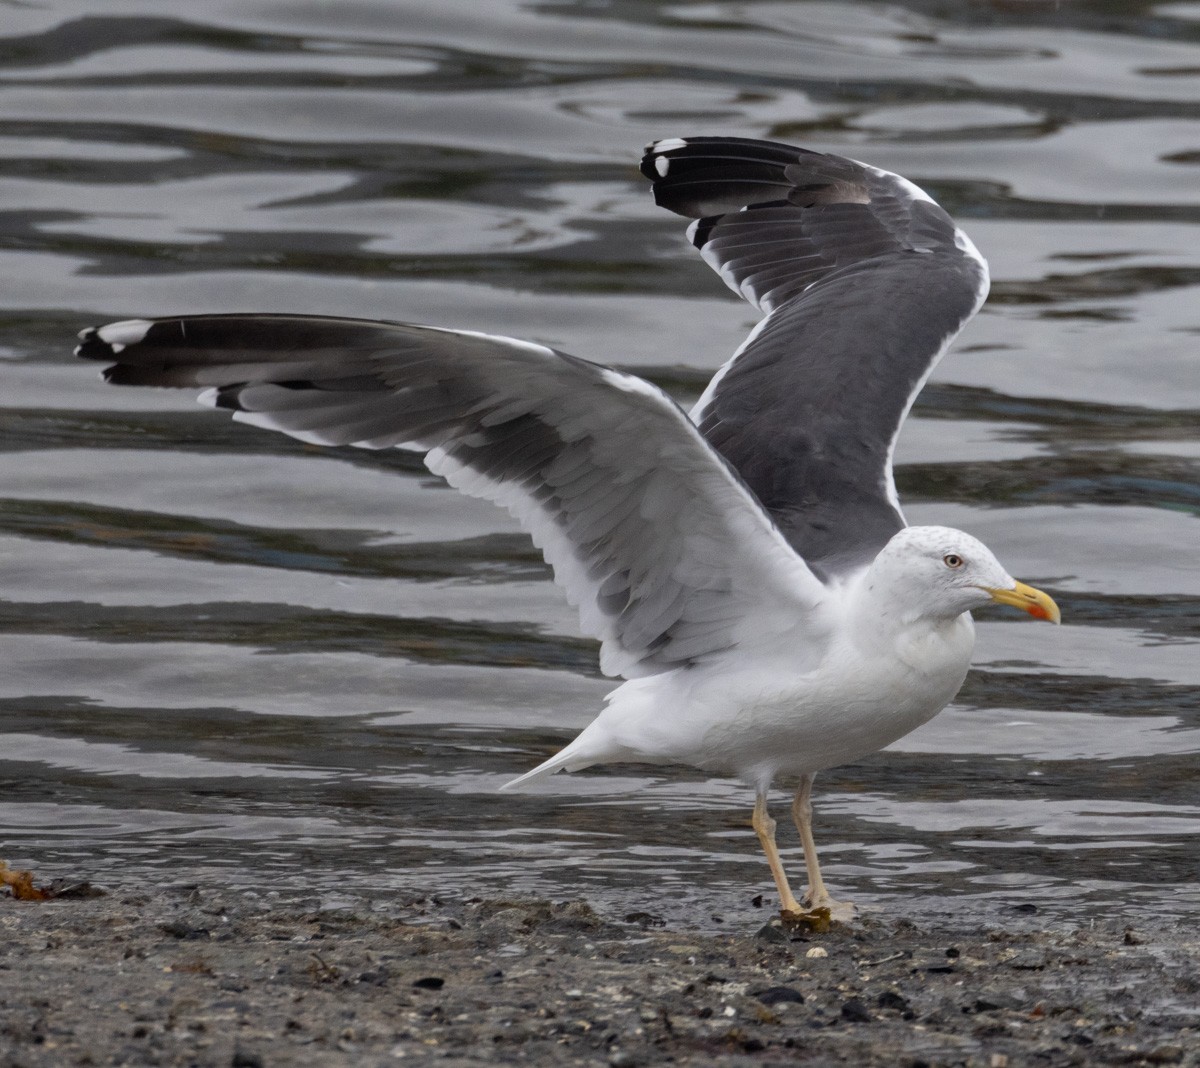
[983,580,1061,624]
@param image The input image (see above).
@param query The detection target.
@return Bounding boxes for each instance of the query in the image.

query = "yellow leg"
[792,774,856,921]
[752,792,803,917]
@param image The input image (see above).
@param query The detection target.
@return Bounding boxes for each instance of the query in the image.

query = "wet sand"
[2,881,1197,1066]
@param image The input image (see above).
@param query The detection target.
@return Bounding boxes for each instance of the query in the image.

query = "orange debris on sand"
[0,860,52,901]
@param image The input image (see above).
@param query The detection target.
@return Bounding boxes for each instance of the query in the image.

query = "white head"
[864,525,1060,627]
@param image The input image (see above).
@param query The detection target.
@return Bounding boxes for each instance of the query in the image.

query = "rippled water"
[2,0,1198,929]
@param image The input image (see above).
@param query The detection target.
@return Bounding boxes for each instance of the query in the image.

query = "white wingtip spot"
[197,387,219,408]
[654,156,670,177]
[650,137,688,153]
[96,318,153,347]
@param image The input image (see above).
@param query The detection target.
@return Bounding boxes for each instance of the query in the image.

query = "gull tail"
[501,678,662,791]
[500,720,635,792]
[499,735,600,791]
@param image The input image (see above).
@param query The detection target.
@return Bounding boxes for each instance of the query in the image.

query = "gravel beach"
[2,878,1197,1067]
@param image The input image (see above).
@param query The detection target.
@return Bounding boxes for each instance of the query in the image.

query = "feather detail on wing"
[642,137,989,580]
[77,314,830,678]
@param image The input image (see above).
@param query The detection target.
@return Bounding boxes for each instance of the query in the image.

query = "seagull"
[76,136,1060,923]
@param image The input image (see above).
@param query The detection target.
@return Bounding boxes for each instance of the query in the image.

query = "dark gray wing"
[642,136,989,580]
[77,314,827,679]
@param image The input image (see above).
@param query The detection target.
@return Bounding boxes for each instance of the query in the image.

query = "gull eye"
[943,553,964,569]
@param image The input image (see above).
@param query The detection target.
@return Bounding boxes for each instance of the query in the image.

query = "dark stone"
[356,969,390,986]
[623,912,665,928]
[231,1050,263,1068]
[412,976,445,990]
[754,924,787,944]
[752,986,805,1006]
[973,991,1025,1013]
[157,921,210,941]
[841,998,871,1022]
[877,990,909,1011]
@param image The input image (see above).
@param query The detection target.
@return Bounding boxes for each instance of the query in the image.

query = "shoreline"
[2,882,1197,1066]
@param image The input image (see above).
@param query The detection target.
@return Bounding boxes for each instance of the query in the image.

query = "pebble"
[974,991,1026,1013]
[158,919,211,941]
[483,908,531,933]
[876,990,909,1012]
[917,958,956,974]
[3,885,1193,1068]
[841,998,871,1023]
[752,986,806,1006]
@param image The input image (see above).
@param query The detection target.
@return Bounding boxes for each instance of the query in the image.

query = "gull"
[76,136,1060,922]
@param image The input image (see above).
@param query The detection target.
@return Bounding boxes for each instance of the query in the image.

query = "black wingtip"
[210,384,250,410]
[640,136,832,220]
[74,326,113,362]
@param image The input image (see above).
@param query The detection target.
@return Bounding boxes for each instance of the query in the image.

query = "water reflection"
[0,0,1197,926]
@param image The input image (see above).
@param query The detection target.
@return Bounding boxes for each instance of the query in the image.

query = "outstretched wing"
[642,136,989,581]
[77,314,829,679]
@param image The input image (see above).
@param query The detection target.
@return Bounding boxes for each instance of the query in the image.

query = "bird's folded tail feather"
[499,739,595,791]
[500,727,632,791]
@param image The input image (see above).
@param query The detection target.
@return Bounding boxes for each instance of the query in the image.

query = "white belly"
[598,613,975,786]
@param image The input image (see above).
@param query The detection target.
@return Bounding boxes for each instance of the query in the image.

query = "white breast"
[598,611,976,787]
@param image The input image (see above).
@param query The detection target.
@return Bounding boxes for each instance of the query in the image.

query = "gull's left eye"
[943,553,964,569]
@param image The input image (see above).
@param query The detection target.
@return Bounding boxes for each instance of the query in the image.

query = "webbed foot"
[780,897,857,932]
